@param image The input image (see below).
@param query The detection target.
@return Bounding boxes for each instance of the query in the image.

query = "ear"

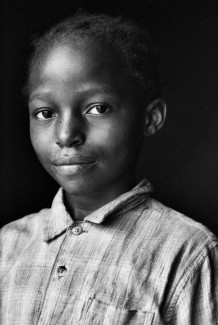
[144,99,167,136]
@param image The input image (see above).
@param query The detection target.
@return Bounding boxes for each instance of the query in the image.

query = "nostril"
[55,114,86,147]
[56,129,85,147]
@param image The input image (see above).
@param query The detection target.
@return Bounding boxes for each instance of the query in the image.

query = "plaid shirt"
[1,179,218,324]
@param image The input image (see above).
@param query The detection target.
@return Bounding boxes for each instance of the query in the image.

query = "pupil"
[42,111,51,118]
[96,105,107,113]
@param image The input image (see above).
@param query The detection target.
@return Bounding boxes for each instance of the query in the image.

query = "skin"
[28,41,165,220]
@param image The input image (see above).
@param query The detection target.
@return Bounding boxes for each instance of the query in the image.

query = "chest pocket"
[83,298,155,325]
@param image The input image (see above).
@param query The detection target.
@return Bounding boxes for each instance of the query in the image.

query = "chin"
[60,178,98,196]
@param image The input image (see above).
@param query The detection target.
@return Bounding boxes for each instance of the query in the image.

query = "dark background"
[1,0,218,235]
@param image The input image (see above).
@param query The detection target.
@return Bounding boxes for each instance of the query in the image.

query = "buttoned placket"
[37,221,90,324]
[55,223,89,278]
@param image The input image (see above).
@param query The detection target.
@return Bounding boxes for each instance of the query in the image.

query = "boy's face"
[28,42,146,196]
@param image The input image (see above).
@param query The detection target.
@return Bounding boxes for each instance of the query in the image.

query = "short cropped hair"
[27,11,161,102]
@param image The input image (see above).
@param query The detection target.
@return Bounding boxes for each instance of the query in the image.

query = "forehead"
[29,41,129,93]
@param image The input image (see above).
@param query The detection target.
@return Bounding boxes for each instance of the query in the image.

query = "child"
[0,11,218,325]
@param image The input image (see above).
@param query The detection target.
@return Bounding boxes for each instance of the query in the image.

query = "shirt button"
[57,265,67,277]
[71,225,83,235]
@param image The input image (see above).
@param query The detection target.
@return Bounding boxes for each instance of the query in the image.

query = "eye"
[35,109,56,120]
[86,105,111,115]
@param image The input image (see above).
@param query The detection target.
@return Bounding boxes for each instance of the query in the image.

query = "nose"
[55,111,86,148]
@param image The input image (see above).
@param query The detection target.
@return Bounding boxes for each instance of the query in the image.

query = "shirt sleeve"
[166,243,218,325]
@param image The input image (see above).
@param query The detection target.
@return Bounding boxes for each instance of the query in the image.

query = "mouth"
[52,157,96,175]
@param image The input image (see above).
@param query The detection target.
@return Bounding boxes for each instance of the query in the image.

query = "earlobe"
[144,99,167,136]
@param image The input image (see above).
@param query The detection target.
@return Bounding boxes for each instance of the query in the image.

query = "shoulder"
[0,208,50,260]
[0,208,50,237]
[142,197,218,248]
[138,197,218,288]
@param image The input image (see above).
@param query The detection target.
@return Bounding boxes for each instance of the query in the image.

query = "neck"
[64,174,136,221]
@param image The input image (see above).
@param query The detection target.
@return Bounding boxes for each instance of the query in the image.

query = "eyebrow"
[82,86,120,96]
[29,90,52,102]
[29,84,121,102]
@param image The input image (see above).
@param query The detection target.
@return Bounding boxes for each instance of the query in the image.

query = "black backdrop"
[1,0,218,235]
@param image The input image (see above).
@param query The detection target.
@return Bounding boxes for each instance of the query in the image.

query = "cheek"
[30,128,40,153]
[90,122,143,159]
[30,127,50,163]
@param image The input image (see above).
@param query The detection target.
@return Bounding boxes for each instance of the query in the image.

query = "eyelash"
[34,109,56,120]
[34,104,111,120]
[86,104,111,115]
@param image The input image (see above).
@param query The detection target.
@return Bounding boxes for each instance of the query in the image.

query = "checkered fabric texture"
[1,180,218,324]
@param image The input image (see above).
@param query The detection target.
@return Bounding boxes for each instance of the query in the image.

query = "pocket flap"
[84,298,155,325]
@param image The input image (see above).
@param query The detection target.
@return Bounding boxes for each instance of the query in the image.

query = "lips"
[53,156,96,166]
[52,156,96,175]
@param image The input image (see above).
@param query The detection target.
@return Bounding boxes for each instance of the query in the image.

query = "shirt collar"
[43,179,153,242]
[43,188,72,242]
